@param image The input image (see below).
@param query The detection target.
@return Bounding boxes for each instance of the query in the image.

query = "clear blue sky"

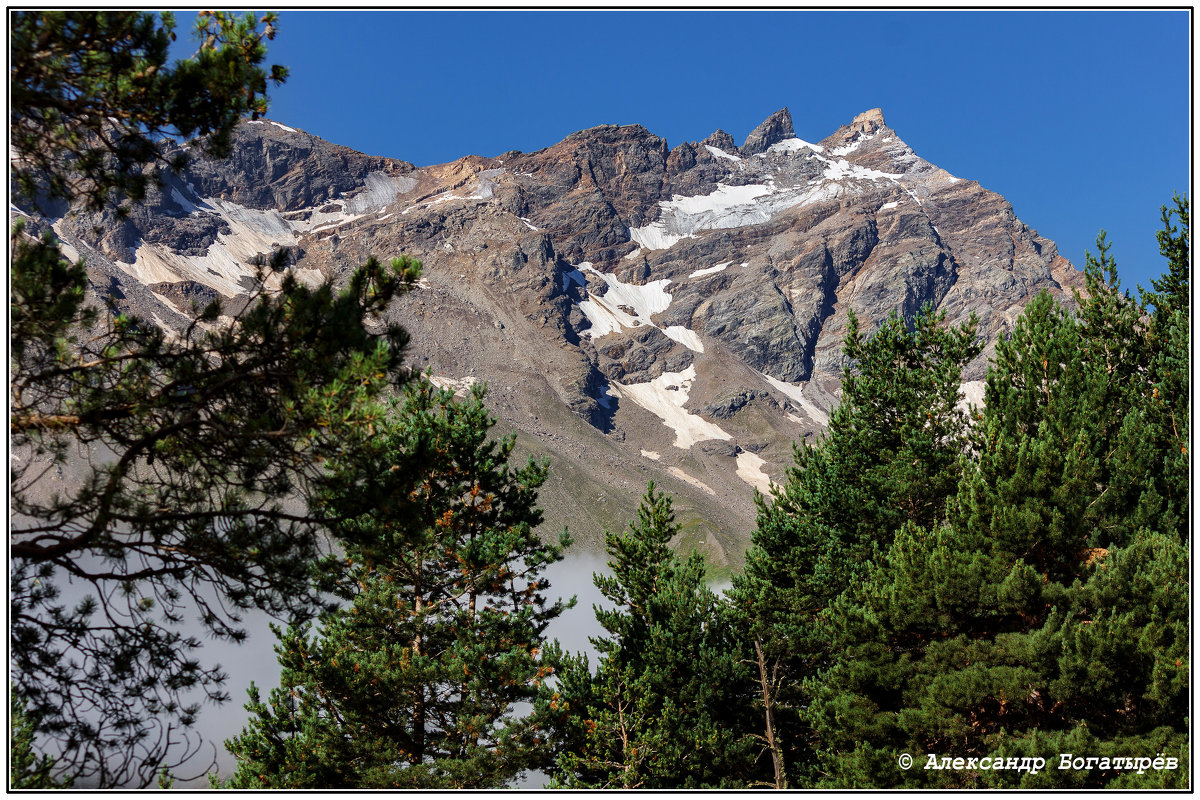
[200,9,1191,293]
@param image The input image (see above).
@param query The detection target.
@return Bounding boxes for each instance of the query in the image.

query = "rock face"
[23,108,1081,564]
[740,108,796,156]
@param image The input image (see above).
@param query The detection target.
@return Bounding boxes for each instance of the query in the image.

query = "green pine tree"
[731,304,982,786]
[10,698,68,790]
[805,204,1189,788]
[549,484,759,788]
[10,10,287,213]
[222,381,571,788]
[8,12,426,786]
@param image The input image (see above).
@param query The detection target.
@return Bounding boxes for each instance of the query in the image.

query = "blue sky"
[204,9,1190,293]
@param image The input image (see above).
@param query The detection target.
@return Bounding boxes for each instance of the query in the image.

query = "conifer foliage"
[8,11,422,787]
[803,200,1190,788]
[10,10,288,213]
[549,484,758,788]
[731,304,982,786]
[222,382,571,788]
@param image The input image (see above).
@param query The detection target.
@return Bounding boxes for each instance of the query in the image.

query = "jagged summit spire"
[741,108,794,156]
[850,108,886,135]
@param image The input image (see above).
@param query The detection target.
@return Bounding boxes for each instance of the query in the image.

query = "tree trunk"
[411,584,425,765]
[754,636,787,790]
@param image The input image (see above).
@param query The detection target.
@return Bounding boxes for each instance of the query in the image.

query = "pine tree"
[549,484,758,788]
[731,305,982,785]
[10,698,68,790]
[8,11,423,786]
[10,10,287,213]
[222,381,571,788]
[805,205,1189,788]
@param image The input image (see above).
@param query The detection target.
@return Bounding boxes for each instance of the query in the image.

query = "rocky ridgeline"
[28,108,1082,563]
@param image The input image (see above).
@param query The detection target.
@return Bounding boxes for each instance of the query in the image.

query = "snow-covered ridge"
[766,137,824,154]
[629,137,908,252]
[246,119,298,133]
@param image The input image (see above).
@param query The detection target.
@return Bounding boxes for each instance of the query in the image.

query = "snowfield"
[735,451,772,494]
[112,172,417,297]
[760,372,830,428]
[612,366,732,450]
[565,263,705,353]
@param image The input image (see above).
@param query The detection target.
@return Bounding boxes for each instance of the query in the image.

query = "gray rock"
[741,108,795,156]
[699,439,738,457]
[700,129,738,153]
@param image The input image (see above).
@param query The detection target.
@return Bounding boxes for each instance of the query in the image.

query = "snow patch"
[519,217,539,231]
[957,380,986,416]
[768,137,825,154]
[822,159,902,183]
[830,138,863,157]
[629,225,692,251]
[114,197,304,296]
[689,262,730,279]
[735,451,772,494]
[760,372,830,428]
[595,380,618,411]
[879,201,900,210]
[640,450,661,461]
[662,326,704,353]
[48,222,82,263]
[573,263,671,338]
[169,185,202,214]
[704,145,742,162]
[611,365,732,450]
[344,172,414,215]
[567,264,704,353]
[668,467,716,496]
[400,178,491,215]
[668,182,774,214]
[110,182,406,297]
[629,154,902,250]
[466,177,496,201]
[628,182,775,250]
[561,264,587,291]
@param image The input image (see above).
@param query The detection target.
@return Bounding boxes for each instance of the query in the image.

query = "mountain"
[20,108,1082,565]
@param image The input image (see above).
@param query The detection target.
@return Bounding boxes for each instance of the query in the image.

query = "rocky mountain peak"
[701,129,738,153]
[34,107,1083,562]
[850,107,887,135]
[740,108,795,156]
